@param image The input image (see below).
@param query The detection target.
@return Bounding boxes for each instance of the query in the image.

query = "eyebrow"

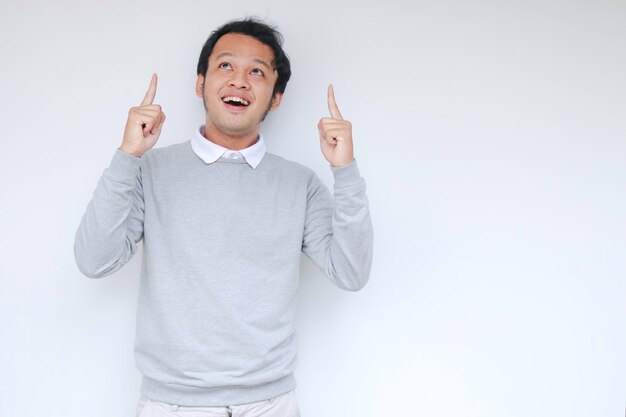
[214,52,272,70]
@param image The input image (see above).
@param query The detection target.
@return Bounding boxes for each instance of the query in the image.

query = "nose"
[228,69,250,90]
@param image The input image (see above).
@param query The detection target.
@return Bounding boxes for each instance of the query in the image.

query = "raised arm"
[302,85,373,290]
[74,74,165,278]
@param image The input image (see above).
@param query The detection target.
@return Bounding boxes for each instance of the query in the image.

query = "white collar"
[191,125,266,169]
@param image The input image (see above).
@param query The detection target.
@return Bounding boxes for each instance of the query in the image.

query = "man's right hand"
[119,73,166,157]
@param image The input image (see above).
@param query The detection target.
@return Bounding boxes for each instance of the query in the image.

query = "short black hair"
[197,17,291,97]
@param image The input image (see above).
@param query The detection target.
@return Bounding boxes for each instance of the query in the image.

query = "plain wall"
[1,0,625,416]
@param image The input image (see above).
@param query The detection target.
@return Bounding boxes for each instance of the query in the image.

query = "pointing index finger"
[327,84,344,120]
[140,73,158,106]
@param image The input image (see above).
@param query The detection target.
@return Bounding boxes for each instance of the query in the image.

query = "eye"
[250,68,264,77]
[219,62,232,70]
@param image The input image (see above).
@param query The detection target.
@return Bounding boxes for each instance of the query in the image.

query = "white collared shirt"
[190,125,266,169]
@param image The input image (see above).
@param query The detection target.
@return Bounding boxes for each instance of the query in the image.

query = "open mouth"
[222,96,250,107]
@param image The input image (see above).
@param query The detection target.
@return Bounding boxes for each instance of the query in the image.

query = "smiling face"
[195,33,282,146]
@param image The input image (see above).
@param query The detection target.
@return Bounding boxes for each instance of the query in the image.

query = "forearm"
[74,149,145,278]
[303,160,374,291]
[327,160,373,290]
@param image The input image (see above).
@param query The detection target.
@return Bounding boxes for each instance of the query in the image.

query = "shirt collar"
[191,125,266,169]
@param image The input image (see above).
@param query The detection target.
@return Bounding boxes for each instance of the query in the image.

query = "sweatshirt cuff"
[109,148,142,178]
[331,159,363,188]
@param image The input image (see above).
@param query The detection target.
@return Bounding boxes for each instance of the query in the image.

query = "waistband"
[140,373,296,407]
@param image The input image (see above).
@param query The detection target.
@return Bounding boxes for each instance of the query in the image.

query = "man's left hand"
[318,84,354,167]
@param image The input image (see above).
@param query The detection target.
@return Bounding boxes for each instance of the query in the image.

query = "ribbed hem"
[331,159,363,188]
[139,373,297,407]
[108,148,141,179]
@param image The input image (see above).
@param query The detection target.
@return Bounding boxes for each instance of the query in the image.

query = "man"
[74,18,373,417]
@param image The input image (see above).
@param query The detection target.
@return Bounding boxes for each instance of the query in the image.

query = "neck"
[203,123,259,151]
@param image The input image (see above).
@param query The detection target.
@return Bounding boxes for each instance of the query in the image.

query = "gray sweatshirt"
[74,140,373,406]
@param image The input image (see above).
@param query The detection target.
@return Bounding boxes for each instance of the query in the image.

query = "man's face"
[195,33,282,138]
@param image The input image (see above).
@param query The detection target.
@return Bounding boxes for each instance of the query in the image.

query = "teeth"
[222,96,250,105]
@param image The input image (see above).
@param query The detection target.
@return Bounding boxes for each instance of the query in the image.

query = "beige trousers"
[135,390,301,417]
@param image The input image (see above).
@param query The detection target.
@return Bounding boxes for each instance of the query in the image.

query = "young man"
[74,18,373,417]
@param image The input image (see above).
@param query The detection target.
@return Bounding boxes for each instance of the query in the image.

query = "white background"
[1,1,625,416]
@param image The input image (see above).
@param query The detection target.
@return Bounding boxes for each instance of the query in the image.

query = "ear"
[269,92,283,111]
[195,74,205,97]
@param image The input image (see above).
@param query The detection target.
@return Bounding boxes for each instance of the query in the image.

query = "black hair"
[196,17,291,97]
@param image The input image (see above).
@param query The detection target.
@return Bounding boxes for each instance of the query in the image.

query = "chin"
[217,121,256,137]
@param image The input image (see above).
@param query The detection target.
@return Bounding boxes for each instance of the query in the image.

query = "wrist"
[119,145,143,158]
[330,158,355,168]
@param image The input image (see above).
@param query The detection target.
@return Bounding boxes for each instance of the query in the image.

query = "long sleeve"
[74,149,145,278]
[301,159,374,291]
